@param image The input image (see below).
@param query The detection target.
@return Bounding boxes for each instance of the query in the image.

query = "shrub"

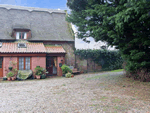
[137,69,150,82]
[34,67,44,76]
[65,72,72,78]
[75,49,123,71]
[61,64,72,74]
[12,68,18,75]
[7,72,14,78]
[125,68,150,82]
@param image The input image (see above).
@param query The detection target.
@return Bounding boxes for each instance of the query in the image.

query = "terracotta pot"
[11,77,16,81]
[7,77,11,81]
[71,75,74,77]
[36,75,41,79]
[80,71,84,74]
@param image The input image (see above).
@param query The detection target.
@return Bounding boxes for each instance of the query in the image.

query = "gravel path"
[0,71,149,113]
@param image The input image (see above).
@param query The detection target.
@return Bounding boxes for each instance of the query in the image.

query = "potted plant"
[6,72,14,81]
[61,64,72,77]
[41,68,48,79]
[65,72,72,78]
[8,61,17,71]
[8,61,13,71]
[3,76,7,81]
[71,74,74,77]
[11,68,18,81]
[34,66,43,79]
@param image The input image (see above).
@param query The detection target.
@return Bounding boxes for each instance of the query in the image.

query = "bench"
[69,66,80,74]
[72,68,80,74]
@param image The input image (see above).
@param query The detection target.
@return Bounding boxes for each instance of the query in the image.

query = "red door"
[46,57,54,75]
[0,57,3,77]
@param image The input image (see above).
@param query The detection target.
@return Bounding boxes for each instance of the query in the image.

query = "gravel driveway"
[0,71,149,113]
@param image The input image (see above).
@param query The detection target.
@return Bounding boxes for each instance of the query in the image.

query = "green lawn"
[111,69,124,72]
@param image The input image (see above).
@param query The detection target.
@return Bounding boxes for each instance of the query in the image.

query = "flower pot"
[7,77,11,81]
[3,77,7,81]
[36,75,41,79]
[8,67,13,71]
[41,74,46,79]
[62,74,65,77]
[11,77,16,81]
[71,75,74,77]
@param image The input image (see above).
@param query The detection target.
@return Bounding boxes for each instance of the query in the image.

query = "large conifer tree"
[67,0,150,75]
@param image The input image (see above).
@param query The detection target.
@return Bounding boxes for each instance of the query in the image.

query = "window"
[19,57,30,70]
[0,57,2,68]
[16,32,27,39]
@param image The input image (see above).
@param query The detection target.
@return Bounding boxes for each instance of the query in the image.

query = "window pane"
[25,57,30,70]
[22,32,25,39]
[24,33,27,39]
[19,57,24,70]
[16,32,19,39]
[19,32,22,39]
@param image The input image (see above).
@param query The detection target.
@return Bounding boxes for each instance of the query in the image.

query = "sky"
[0,0,115,50]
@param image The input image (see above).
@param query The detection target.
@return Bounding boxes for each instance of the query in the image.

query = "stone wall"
[76,55,102,72]
[43,41,75,67]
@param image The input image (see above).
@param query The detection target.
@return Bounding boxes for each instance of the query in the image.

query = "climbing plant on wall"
[75,49,123,71]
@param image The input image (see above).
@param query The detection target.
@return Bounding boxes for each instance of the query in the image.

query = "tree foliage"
[67,0,150,73]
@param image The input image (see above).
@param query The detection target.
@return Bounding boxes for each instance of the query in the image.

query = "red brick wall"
[31,56,46,70]
[3,57,17,77]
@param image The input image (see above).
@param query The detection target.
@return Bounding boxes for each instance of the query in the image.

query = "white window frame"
[16,32,27,39]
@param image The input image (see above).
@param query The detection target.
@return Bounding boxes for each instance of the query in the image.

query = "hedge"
[75,49,124,71]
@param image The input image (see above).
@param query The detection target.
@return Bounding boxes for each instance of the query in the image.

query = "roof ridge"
[0,4,66,14]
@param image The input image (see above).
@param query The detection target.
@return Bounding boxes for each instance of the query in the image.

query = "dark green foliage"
[34,67,44,75]
[75,49,123,71]
[41,74,46,79]
[67,0,150,74]
[7,72,14,78]
[61,64,72,74]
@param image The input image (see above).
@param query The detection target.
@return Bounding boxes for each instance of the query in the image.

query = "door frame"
[46,56,57,76]
[0,57,3,77]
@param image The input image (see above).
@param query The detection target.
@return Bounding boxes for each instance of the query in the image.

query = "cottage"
[0,5,75,77]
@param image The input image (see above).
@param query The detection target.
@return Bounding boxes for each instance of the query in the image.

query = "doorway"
[0,57,3,77]
[46,56,57,76]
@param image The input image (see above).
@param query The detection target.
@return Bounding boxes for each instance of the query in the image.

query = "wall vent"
[18,43,26,48]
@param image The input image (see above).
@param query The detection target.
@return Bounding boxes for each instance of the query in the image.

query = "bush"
[7,72,14,78]
[41,74,46,79]
[75,49,123,71]
[34,66,44,76]
[65,72,72,78]
[125,68,150,82]
[61,64,72,74]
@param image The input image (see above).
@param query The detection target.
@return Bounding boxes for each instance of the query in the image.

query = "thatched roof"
[0,4,74,41]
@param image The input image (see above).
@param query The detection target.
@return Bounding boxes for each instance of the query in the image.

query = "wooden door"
[46,56,54,75]
[0,57,3,77]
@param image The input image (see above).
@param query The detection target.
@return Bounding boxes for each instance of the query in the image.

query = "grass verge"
[111,69,124,72]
